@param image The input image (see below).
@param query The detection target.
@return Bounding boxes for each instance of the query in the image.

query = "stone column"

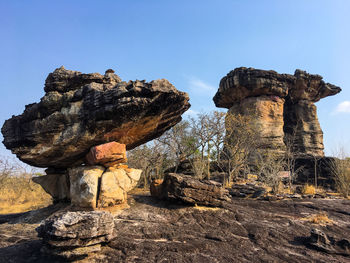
[228,95,286,156]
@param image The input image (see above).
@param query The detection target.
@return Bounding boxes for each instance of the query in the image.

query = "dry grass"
[0,176,52,214]
[301,212,334,226]
[193,204,220,211]
[302,184,316,195]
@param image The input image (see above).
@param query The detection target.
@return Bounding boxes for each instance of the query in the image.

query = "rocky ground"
[0,193,349,263]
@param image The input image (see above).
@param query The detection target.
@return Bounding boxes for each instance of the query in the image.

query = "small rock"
[150,179,164,198]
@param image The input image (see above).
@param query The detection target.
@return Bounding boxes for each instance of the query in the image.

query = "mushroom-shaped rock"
[213,67,292,108]
[213,67,341,157]
[1,67,190,168]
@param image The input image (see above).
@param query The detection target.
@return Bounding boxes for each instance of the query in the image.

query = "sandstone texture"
[32,141,141,208]
[32,164,140,208]
[32,172,70,202]
[228,95,286,155]
[86,141,127,167]
[213,67,341,157]
[97,166,141,207]
[36,211,115,260]
[68,166,105,208]
[1,66,190,168]
[153,173,231,207]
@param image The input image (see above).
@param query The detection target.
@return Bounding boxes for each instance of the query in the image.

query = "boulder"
[305,228,350,256]
[1,66,190,168]
[97,166,141,207]
[36,210,115,260]
[159,173,231,207]
[68,165,105,208]
[32,172,70,202]
[86,141,127,167]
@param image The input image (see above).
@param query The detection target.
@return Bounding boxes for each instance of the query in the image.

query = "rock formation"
[213,67,341,157]
[36,211,115,260]
[2,66,190,168]
[151,173,231,207]
[1,67,190,208]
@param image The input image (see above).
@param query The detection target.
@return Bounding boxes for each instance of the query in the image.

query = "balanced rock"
[1,66,190,168]
[86,141,127,167]
[37,211,115,260]
[153,173,231,207]
[214,67,341,157]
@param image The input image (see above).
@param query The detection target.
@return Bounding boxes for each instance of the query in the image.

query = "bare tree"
[330,148,350,198]
[219,112,262,184]
[127,141,169,188]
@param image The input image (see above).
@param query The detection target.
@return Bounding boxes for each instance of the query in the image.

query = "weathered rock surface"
[213,67,341,157]
[1,66,190,168]
[32,171,70,202]
[97,167,141,207]
[86,141,127,167]
[1,197,350,262]
[229,183,267,198]
[36,211,115,260]
[155,173,231,207]
[284,99,324,156]
[68,166,105,208]
[214,67,341,108]
[34,164,141,208]
[228,95,286,155]
[305,228,350,256]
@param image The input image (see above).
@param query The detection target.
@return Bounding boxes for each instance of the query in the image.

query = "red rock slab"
[86,142,127,167]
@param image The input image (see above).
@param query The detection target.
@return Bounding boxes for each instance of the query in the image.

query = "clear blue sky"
[0,0,349,160]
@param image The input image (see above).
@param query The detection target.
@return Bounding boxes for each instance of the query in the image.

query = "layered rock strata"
[213,67,341,157]
[1,66,190,168]
[151,173,231,207]
[36,211,115,260]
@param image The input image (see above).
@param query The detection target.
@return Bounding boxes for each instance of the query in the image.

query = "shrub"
[302,212,333,225]
[302,184,316,195]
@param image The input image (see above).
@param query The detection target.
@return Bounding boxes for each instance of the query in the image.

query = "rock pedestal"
[213,67,341,158]
[32,141,141,208]
[228,95,286,155]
